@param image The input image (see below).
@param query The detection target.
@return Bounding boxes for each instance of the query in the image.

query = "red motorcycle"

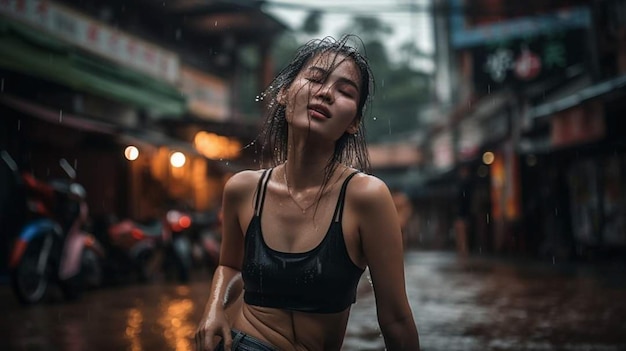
[102,216,165,283]
[189,209,222,275]
[98,208,194,283]
[2,151,104,305]
[163,209,194,282]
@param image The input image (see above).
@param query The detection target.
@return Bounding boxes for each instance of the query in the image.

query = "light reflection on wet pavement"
[1,250,625,351]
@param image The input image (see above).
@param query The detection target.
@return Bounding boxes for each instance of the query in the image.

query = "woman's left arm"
[353,175,420,351]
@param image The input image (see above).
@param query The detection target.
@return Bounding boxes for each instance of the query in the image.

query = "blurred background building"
[1,0,625,266]
[412,0,626,259]
[0,0,284,220]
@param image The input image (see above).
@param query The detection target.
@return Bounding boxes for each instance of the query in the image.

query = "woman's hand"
[195,311,232,351]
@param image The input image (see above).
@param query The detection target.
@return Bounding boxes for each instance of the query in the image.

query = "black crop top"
[241,168,365,314]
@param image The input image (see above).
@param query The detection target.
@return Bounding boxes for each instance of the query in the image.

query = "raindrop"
[214,21,218,27]
[487,85,491,94]
[372,117,377,121]
[552,256,555,264]
[175,29,181,40]
[17,119,20,131]
[486,213,490,223]
[59,110,63,122]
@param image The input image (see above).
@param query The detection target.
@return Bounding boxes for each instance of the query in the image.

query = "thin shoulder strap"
[254,168,273,216]
[333,171,360,223]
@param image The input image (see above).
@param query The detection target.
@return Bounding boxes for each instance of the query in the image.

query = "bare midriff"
[231,303,351,351]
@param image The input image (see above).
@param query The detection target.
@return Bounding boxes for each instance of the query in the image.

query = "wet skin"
[197,52,418,351]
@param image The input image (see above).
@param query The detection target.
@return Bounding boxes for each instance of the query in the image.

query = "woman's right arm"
[196,266,242,351]
[196,171,256,351]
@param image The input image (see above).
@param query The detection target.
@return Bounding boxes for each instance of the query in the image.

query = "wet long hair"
[257,35,374,187]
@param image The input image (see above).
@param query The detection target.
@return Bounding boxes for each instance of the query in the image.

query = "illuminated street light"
[482,151,495,165]
[124,146,139,161]
[170,152,186,168]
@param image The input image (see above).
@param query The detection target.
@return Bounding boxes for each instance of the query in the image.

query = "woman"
[195,35,420,351]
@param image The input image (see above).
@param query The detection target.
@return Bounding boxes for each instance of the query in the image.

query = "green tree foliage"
[337,16,432,142]
[301,10,322,35]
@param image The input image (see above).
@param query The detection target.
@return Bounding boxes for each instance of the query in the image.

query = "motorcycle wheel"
[82,249,103,289]
[171,236,192,283]
[136,249,156,283]
[59,249,102,300]
[11,235,51,305]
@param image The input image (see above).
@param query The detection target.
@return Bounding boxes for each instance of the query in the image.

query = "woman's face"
[282,52,362,142]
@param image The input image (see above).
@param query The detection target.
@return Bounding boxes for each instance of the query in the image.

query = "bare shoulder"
[347,172,393,208]
[223,169,266,201]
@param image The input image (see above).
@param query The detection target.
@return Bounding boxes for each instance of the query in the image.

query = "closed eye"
[338,85,358,98]
[305,76,324,84]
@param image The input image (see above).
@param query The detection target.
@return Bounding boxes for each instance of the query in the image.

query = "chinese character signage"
[471,29,587,93]
[0,0,180,84]
[449,0,591,49]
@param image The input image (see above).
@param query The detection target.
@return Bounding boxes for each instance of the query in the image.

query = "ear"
[346,116,360,135]
[276,89,287,106]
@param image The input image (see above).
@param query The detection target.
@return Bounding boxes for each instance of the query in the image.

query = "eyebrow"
[307,66,360,92]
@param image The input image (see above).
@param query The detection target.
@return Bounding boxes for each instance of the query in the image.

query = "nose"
[314,83,334,103]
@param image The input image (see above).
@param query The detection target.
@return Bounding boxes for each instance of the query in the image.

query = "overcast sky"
[264,0,435,72]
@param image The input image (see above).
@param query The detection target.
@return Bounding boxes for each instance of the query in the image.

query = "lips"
[307,103,331,119]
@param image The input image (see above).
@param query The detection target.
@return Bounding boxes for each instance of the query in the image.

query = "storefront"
[0,3,230,221]
[523,75,626,258]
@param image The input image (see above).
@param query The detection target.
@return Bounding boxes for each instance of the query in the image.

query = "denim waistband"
[214,329,277,351]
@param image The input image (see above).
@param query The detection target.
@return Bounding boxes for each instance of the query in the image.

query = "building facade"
[415,0,626,258]
[0,0,285,272]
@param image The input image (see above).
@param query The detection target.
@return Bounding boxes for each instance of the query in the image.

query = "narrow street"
[1,251,625,351]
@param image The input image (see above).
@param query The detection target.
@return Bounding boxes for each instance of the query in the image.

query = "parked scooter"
[2,151,104,305]
[96,207,194,284]
[162,208,193,283]
[103,218,162,283]
[189,210,221,275]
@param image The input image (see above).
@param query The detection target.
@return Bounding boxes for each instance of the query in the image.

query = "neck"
[283,158,332,191]
[284,135,337,190]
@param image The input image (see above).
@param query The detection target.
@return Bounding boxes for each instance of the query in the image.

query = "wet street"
[1,250,625,351]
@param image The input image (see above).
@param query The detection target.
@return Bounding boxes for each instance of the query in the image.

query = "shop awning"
[1,94,213,165]
[530,74,626,119]
[0,94,118,135]
[0,18,187,117]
